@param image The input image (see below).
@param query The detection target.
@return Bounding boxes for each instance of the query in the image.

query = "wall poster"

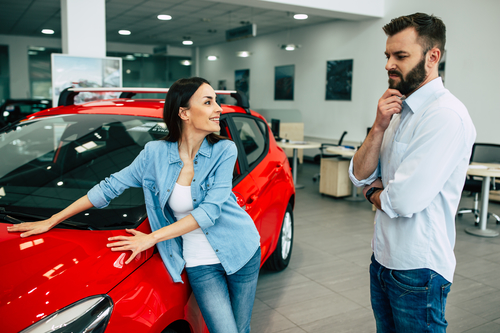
[234,69,249,100]
[274,65,294,100]
[326,59,353,101]
[51,54,122,107]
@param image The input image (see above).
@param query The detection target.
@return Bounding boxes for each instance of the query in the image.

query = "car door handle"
[247,194,258,205]
[244,194,259,211]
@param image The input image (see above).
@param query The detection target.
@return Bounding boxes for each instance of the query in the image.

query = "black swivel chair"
[312,131,348,182]
[457,143,500,225]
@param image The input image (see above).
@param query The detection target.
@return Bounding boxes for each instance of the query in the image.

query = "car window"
[0,114,167,230]
[232,116,267,168]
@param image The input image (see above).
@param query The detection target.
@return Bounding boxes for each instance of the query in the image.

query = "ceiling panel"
[0,0,337,47]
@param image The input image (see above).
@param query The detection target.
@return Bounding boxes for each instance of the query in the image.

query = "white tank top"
[168,183,220,267]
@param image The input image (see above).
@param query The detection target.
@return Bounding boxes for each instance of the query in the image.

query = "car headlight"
[20,295,113,333]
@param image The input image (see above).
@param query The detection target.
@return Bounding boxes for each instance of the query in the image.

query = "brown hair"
[162,77,223,144]
[383,13,446,56]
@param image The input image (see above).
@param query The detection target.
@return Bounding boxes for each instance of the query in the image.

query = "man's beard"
[388,57,427,96]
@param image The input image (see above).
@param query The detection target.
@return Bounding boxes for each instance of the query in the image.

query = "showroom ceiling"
[0,0,337,47]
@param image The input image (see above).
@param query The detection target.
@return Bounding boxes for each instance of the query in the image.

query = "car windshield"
[0,114,168,230]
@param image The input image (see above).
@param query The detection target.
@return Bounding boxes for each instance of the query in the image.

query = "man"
[349,13,476,332]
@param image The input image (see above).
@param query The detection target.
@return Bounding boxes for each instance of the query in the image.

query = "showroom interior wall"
[0,33,172,99]
[198,0,500,145]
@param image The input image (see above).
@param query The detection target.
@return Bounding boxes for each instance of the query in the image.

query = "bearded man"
[349,13,476,332]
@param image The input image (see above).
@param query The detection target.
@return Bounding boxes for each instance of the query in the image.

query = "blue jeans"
[370,254,452,333]
[186,248,260,333]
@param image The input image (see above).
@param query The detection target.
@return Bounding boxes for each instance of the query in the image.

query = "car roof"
[28,99,266,122]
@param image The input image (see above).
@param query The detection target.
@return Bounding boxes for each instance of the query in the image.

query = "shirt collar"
[404,77,444,114]
[168,138,212,164]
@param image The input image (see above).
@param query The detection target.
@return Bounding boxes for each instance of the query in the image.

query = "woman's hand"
[7,219,57,238]
[107,229,157,264]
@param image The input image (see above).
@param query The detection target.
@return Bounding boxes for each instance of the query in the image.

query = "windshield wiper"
[0,207,91,230]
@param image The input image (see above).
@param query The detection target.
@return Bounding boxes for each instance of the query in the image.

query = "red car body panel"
[0,98,295,333]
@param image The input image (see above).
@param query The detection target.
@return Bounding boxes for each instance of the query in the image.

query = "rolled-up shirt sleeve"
[348,158,380,187]
[191,142,238,229]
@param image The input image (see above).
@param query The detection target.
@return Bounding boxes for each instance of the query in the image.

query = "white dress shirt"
[349,77,476,282]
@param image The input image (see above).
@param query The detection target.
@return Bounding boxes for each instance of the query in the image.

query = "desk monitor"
[271,119,280,139]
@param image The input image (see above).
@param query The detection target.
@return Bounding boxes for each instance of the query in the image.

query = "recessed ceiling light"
[180,60,192,66]
[280,44,301,51]
[236,51,251,58]
[207,55,218,61]
[41,29,54,34]
[118,30,131,35]
[157,14,172,20]
[182,40,193,45]
[293,14,308,20]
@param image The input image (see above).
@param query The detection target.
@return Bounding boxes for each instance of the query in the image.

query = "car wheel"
[264,203,293,271]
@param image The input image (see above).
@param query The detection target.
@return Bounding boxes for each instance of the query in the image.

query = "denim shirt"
[87,139,261,283]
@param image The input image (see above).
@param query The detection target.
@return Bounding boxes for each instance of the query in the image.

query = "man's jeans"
[370,254,452,332]
[186,248,261,333]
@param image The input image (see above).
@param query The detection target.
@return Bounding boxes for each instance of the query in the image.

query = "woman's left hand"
[107,229,156,264]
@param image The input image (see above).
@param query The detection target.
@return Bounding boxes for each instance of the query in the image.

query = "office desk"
[464,163,500,237]
[277,141,321,189]
[325,146,363,201]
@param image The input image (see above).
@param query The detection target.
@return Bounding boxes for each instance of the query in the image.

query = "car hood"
[0,222,153,333]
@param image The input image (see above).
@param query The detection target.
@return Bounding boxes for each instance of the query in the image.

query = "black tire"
[264,203,293,271]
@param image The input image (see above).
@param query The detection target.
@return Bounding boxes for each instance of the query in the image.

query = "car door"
[226,114,288,262]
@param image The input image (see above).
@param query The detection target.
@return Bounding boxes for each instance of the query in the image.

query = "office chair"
[312,131,347,182]
[457,143,500,225]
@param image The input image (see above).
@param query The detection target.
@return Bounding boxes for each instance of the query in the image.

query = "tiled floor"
[251,161,500,333]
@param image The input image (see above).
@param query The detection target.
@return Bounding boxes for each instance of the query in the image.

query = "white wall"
[198,0,500,144]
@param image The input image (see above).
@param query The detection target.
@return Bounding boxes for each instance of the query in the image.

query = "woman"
[7,77,261,333]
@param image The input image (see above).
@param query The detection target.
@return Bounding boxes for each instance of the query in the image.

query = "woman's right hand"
[6,195,95,238]
[7,218,57,238]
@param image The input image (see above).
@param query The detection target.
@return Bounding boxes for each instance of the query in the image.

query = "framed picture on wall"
[235,69,249,99]
[274,65,294,100]
[326,59,353,101]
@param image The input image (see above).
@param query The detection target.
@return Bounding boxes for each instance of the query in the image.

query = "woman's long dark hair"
[163,77,223,144]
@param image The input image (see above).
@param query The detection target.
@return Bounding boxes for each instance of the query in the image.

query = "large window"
[107,52,192,99]
[26,48,192,101]
[28,47,62,99]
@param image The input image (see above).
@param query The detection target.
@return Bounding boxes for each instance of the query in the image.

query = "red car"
[0,88,295,333]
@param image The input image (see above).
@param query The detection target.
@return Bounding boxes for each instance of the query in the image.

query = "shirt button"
[216,249,219,252]
[193,199,197,202]
[167,189,170,192]
[170,254,172,257]
[193,179,196,182]
[205,232,208,235]
[179,162,181,165]
[195,161,198,164]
